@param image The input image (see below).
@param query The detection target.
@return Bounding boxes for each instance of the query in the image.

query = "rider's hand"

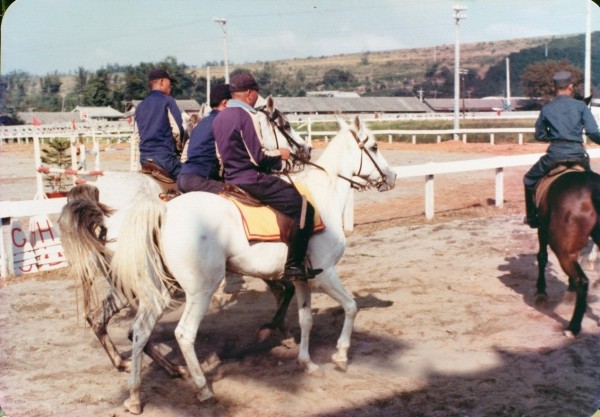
[279,148,291,160]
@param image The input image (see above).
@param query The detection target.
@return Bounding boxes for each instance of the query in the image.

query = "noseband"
[289,127,387,191]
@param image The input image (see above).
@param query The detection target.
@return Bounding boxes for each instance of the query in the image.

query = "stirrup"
[282,266,323,282]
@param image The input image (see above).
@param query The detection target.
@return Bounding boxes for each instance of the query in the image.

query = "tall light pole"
[453,5,467,140]
[584,0,592,98]
[213,17,230,83]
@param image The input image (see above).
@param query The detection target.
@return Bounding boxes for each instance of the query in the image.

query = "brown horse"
[535,166,600,337]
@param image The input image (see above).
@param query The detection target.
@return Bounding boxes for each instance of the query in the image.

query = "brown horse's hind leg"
[554,252,590,337]
[535,226,550,304]
[86,289,131,372]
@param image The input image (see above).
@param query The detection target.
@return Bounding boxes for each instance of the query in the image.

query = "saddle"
[140,160,181,202]
[219,184,325,243]
[534,162,586,207]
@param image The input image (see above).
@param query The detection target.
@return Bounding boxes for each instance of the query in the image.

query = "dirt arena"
[2,140,600,417]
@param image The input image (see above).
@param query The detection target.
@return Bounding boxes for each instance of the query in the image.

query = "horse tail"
[590,172,600,226]
[58,185,112,316]
[111,194,173,313]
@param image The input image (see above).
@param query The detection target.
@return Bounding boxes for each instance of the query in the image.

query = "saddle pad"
[226,185,325,242]
[534,164,586,207]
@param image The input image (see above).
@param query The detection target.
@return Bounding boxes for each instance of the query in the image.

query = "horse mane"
[58,195,113,318]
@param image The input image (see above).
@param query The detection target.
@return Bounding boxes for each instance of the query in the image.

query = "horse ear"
[336,115,349,130]
[352,116,361,131]
[266,96,275,114]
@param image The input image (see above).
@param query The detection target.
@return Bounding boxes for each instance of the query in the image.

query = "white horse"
[58,96,312,376]
[105,116,396,413]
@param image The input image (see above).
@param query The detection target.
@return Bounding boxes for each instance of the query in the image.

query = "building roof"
[424,97,534,112]
[272,96,432,114]
[17,112,77,124]
[130,99,202,113]
[72,106,124,119]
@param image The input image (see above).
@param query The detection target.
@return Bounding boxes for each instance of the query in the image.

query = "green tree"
[521,60,583,104]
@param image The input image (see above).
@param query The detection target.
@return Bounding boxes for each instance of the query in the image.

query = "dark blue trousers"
[523,142,590,189]
[237,175,304,222]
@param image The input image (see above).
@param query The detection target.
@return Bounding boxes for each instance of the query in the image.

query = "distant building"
[128,99,202,116]
[306,91,361,98]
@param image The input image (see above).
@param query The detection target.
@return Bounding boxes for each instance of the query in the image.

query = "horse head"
[336,116,396,192]
[256,96,312,169]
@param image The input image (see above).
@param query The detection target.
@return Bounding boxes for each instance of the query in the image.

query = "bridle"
[256,106,307,173]
[290,126,388,191]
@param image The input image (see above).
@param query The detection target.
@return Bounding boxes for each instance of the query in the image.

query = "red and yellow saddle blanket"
[223,184,325,242]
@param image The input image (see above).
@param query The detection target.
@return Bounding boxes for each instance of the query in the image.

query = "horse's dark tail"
[58,184,113,316]
[588,172,600,243]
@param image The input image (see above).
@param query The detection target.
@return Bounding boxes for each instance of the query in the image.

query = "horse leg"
[174,295,214,403]
[124,303,164,415]
[257,280,296,343]
[86,288,131,372]
[535,226,550,304]
[555,252,589,337]
[317,269,358,372]
[293,280,318,374]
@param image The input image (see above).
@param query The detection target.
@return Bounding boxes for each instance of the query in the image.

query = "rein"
[287,128,387,191]
[256,106,307,174]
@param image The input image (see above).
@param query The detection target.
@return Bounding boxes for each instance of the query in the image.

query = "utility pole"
[453,5,467,140]
[584,0,592,98]
[506,57,511,111]
[213,17,229,83]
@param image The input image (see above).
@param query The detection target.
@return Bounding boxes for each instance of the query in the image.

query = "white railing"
[6,149,600,277]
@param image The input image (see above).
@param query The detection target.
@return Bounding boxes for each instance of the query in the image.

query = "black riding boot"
[524,186,538,229]
[282,207,323,281]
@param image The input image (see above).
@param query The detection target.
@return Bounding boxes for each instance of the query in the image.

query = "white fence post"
[495,167,504,208]
[425,174,434,220]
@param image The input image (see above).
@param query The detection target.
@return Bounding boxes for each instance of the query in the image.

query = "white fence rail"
[6,149,600,277]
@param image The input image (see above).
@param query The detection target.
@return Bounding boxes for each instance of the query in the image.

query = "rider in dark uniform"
[177,84,231,194]
[134,68,185,180]
[523,71,600,228]
[213,72,322,281]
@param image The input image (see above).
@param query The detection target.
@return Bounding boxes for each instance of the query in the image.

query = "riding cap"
[552,71,573,89]
[229,72,259,92]
[148,68,175,83]
[210,84,232,107]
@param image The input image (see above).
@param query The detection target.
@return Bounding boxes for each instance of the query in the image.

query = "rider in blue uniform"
[177,84,231,194]
[523,71,600,228]
[213,72,322,281]
[134,68,185,180]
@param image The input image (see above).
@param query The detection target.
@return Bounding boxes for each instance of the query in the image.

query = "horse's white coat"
[111,117,396,411]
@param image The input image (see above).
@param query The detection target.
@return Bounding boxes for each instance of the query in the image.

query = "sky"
[1,0,599,76]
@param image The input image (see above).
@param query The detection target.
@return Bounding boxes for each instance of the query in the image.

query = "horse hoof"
[197,386,215,403]
[534,293,547,305]
[117,359,132,373]
[305,362,321,376]
[256,327,273,343]
[124,398,143,415]
[564,330,576,339]
[332,358,348,372]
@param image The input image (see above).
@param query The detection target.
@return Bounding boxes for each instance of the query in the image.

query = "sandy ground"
[2,140,600,417]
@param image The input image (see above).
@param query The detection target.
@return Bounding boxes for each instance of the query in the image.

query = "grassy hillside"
[192,35,560,90]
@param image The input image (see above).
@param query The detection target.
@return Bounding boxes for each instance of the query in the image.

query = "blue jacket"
[213,102,282,185]
[535,94,600,145]
[135,90,184,158]
[180,109,221,178]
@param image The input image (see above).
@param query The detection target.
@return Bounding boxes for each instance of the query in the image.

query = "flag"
[32,117,41,126]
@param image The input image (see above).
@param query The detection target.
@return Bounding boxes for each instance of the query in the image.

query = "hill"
[191,35,563,95]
